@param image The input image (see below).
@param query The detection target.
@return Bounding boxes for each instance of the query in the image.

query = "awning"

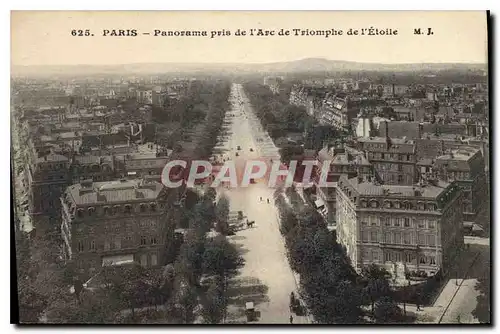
[314,198,325,208]
[472,224,484,232]
[102,254,134,267]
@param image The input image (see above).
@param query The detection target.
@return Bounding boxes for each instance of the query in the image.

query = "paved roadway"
[215,83,309,324]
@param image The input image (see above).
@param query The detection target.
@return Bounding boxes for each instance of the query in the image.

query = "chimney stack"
[385,121,392,149]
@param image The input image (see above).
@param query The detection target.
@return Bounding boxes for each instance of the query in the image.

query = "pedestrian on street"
[289,315,293,324]
[267,198,270,204]
[416,303,421,311]
[260,197,263,202]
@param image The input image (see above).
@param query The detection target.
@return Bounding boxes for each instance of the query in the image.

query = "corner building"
[336,175,463,280]
[60,178,176,277]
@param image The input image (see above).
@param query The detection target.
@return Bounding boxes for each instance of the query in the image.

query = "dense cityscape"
[12,62,490,324]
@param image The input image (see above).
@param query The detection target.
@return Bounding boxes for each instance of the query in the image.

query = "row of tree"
[274,188,404,324]
[243,82,344,153]
[242,82,314,137]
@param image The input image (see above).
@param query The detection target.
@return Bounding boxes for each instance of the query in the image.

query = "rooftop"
[66,179,164,205]
[36,153,69,163]
[339,175,450,199]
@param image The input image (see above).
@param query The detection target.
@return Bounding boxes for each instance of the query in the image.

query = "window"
[430,256,436,265]
[140,236,147,246]
[404,217,411,227]
[140,204,147,213]
[394,201,401,209]
[370,200,378,208]
[370,231,378,243]
[405,253,414,263]
[370,216,379,226]
[427,235,436,246]
[77,241,84,252]
[428,220,436,229]
[384,201,392,209]
[113,206,121,214]
[150,203,157,212]
[361,231,368,242]
[417,219,425,228]
[151,237,157,245]
[394,232,401,244]
[77,209,84,218]
[124,205,132,214]
[140,254,148,266]
[384,252,391,262]
[418,233,425,245]
[384,217,391,226]
[384,232,391,244]
[104,240,110,250]
[372,251,379,262]
[403,232,411,244]
[115,238,121,249]
[419,256,426,264]
[103,206,111,215]
[394,219,400,227]
[150,254,158,266]
[395,252,402,262]
[90,240,96,251]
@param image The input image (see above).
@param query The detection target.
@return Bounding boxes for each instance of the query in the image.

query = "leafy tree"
[472,277,491,323]
[175,230,206,286]
[215,195,230,235]
[202,235,244,278]
[201,278,225,324]
[374,296,403,323]
[15,231,68,323]
[361,264,392,313]
[175,281,198,324]
[45,289,120,324]
[279,145,305,166]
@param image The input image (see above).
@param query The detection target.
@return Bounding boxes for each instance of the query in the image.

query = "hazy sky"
[11,11,488,66]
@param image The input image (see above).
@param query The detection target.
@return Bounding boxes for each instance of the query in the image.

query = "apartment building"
[357,125,417,186]
[315,143,373,224]
[335,175,463,279]
[434,147,488,224]
[60,178,177,277]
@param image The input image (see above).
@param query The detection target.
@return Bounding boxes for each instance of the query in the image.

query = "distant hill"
[11,58,487,77]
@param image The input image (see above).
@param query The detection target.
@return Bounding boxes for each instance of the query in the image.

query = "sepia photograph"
[11,10,490,325]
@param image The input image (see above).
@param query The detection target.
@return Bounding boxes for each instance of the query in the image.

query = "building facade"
[315,144,373,224]
[357,127,417,186]
[335,175,463,280]
[434,148,487,224]
[60,178,177,277]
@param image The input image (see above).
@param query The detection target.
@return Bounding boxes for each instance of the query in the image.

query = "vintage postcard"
[11,11,490,325]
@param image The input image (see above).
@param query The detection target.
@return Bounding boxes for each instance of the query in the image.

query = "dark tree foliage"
[374,296,403,324]
[242,82,314,141]
[201,278,225,324]
[202,235,245,278]
[215,195,230,235]
[472,277,491,323]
